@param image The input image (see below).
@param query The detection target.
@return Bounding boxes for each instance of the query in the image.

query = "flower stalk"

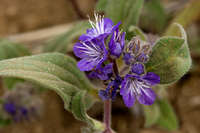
[103,99,113,133]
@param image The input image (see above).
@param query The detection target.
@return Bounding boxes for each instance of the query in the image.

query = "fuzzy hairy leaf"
[105,0,125,24]
[43,21,90,53]
[105,0,144,29]
[146,24,191,84]
[3,78,24,90]
[0,39,30,89]
[0,53,103,130]
[0,39,30,60]
[72,91,104,131]
[140,0,167,33]
[143,99,178,130]
[123,0,144,29]
[128,26,146,41]
[156,99,178,131]
[143,104,160,127]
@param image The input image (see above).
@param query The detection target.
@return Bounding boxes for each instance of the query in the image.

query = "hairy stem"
[102,58,118,133]
[113,60,119,76]
[103,99,113,133]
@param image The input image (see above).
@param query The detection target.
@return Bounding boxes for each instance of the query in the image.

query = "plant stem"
[103,99,113,133]
[103,58,118,133]
[113,60,119,76]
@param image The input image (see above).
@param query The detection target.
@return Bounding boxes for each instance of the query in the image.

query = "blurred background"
[0,0,200,133]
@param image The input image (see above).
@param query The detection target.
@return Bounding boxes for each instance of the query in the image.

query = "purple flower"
[74,39,108,71]
[79,13,121,41]
[89,63,113,80]
[120,63,160,107]
[123,53,134,65]
[1,83,43,122]
[131,63,145,75]
[73,15,161,108]
[3,102,16,116]
[109,29,125,58]
[3,102,29,122]
[99,76,122,100]
[123,37,151,65]
[99,90,110,101]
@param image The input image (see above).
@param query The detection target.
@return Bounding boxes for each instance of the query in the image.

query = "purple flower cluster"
[74,14,160,108]
[1,83,43,122]
[3,101,29,122]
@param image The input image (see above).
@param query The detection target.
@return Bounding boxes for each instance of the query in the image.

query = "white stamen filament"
[89,13,105,36]
[128,79,149,97]
[76,41,103,58]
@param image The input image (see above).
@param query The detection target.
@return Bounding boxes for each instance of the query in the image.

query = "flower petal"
[79,34,91,41]
[3,103,16,115]
[123,53,134,65]
[137,88,156,105]
[122,93,135,108]
[99,90,109,101]
[112,22,121,32]
[120,75,135,107]
[120,75,131,96]
[131,63,144,75]
[103,18,114,32]
[77,58,99,71]
[73,42,90,58]
[142,72,160,86]
[111,42,123,57]
[74,39,108,72]
[89,63,112,80]
[137,52,149,63]
[108,24,124,58]
[88,71,98,79]
[121,32,125,49]
[97,73,109,80]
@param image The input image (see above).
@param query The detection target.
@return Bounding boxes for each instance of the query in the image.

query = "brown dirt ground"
[0,0,95,36]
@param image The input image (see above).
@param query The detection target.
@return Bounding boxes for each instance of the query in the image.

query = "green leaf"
[122,0,144,29]
[140,0,167,33]
[156,99,178,131]
[95,0,107,12]
[3,78,24,90]
[71,91,104,131]
[0,39,31,89]
[105,0,144,29]
[143,99,178,130]
[81,126,103,133]
[146,23,191,84]
[105,0,125,24]
[0,118,11,127]
[143,103,160,127]
[128,26,146,41]
[0,53,103,130]
[43,21,90,53]
[0,39,30,60]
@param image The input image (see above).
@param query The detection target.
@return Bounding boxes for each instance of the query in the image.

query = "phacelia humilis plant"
[74,14,160,133]
[0,0,192,132]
